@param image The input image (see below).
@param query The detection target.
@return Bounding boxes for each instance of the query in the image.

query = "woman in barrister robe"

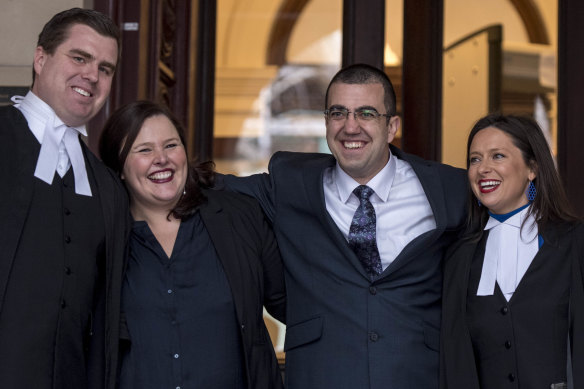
[99,101,285,389]
[440,114,584,389]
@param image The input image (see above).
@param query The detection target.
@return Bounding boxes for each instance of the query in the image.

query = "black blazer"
[220,147,467,389]
[441,222,584,389]
[199,189,285,389]
[0,106,130,389]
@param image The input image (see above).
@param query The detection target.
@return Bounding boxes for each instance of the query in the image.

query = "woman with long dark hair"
[440,114,584,388]
[99,100,285,389]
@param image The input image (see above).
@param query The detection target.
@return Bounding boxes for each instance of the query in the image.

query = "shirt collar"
[334,148,396,204]
[488,202,530,223]
[13,91,93,196]
[485,205,535,232]
[14,91,87,142]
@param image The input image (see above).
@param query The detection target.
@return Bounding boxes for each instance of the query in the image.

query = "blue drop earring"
[477,199,482,207]
[526,181,536,201]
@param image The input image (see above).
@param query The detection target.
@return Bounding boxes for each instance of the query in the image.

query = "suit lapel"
[301,155,372,280]
[198,195,245,322]
[391,145,448,230]
[83,143,112,238]
[379,146,448,278]
[83,144,119,305]
[301,155,334,227]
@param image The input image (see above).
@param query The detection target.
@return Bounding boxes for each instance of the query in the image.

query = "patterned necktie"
[348,185,382,278]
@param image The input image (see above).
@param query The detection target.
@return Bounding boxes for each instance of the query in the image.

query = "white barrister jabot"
[12,93,92,196]
[477,206,538,301]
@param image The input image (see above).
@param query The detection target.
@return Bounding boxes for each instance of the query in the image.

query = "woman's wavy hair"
[99,100,215,220]
[465,113,578,240]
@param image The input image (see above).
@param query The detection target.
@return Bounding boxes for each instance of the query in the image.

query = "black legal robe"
[0,106,129,389]
[441,223,584,389]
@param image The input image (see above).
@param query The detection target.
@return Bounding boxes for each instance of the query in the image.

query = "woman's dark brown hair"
[465,113,578,240]
[99,100,215,220]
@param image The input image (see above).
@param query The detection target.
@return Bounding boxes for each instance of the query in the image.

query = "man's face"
[32,23,118,127]
[325,82,400,184]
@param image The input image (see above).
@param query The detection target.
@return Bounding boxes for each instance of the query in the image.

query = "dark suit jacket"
[0,106,130,389]
[199,189,286,389]
[440,222,584,389]
[220,147,467,389]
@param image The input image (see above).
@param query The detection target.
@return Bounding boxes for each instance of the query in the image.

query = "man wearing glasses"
[220,63,467,389]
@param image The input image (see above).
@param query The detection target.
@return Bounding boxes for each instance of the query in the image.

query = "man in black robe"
[0,8,128,389]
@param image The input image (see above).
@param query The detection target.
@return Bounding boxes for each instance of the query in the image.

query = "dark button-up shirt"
[119,212,245,389]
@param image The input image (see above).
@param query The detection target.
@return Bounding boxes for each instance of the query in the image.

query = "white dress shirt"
[323,151,436,270]
[12,92,92,196]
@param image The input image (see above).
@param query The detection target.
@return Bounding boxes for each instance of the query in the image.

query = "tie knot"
[353,185,374,201]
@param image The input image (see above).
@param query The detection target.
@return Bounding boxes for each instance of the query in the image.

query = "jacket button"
[241,324,245,332]
[369,286,377,295]
[505,340,512,349]
[369,332,379,342]
[508,373,515,382]
[65,236,71,244]
[61,300,67,308]
[64,267,71,275]
[500,306,509,315]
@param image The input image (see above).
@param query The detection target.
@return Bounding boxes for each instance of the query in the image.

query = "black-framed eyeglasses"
[324,107,392,123]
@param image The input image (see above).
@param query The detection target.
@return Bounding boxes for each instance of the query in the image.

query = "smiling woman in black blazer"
[99,101,285,389]
[440,114,584,389]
